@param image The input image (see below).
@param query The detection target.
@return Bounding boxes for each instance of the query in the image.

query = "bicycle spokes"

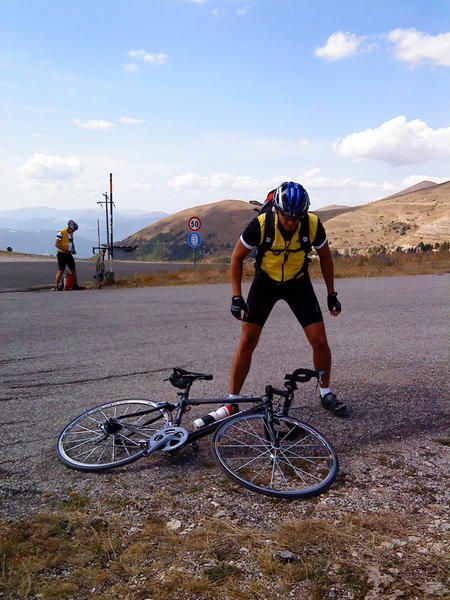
[212,413,338,498]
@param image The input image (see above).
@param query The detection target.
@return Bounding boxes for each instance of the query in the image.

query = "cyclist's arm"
[316,242,335,295]
[55,234,65,253]
[230,240,251,296]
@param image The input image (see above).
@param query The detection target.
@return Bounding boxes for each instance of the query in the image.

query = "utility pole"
[99,192,110,261]
[95,175,115,282]
[109,173,113,259]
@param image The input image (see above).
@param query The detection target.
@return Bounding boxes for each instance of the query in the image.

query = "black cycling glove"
[327,292,341,313]
[231,295,248,320]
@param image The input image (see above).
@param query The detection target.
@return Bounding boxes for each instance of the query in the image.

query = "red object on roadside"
[64,272,75,291]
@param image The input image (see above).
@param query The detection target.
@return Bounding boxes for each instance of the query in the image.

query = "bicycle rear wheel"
[57,399,172,471]
[212,413,338,498]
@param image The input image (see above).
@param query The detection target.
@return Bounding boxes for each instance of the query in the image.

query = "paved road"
[0,274,449,518]
[0,259,214,291]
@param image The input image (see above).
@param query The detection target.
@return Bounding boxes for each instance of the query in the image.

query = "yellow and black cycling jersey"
[240,212,327,283]
[56,228,74,253]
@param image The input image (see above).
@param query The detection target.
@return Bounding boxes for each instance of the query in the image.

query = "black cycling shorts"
[57,252,75,271]
[244,272,323,329]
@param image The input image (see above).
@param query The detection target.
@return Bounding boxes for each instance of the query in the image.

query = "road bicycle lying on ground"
[57,368,339,499]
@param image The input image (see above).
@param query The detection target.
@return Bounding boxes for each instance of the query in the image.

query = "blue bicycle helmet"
[67,220,78,231]
[273,182,310,218]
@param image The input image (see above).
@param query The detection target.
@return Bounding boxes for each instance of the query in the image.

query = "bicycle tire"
[212,413,339,499]
[56,399,172,472]
[95,257,105,289]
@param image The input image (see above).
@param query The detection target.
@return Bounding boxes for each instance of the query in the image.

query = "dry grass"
[99,252,450,289]
[316,250,450,279]
[1,503,447,599]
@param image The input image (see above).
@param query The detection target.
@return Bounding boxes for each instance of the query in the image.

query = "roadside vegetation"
[1,500,447,599]
[100,249,450,289]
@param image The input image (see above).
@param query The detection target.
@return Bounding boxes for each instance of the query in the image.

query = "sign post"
[187,216,202,267]
[187,231,202,267]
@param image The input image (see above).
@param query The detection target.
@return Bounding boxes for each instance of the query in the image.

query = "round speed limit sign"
[188,216,202,231]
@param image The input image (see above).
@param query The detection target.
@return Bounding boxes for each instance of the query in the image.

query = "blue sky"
[1,0,449,213]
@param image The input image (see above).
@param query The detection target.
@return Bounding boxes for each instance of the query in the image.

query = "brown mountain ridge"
[123,181,450,259]
[325,180,450,253]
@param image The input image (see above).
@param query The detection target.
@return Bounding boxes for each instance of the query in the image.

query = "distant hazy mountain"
[0,228,95,258]
[0,207,168,257]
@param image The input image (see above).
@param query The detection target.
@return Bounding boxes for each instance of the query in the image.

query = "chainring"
[148,426,189,453]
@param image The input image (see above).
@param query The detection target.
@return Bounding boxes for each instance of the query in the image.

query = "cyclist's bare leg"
[303,321,331,388]
[230,322,262,394]
[54,269,64,286]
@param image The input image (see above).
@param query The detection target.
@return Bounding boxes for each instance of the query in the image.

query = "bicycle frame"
[114,382,296,446]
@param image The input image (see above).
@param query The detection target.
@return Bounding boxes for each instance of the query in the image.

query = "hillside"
[315,205,356,223]
[325,180,450,253]
[124,200,256,260]
[122,181,450,260]
[383,180,438,200]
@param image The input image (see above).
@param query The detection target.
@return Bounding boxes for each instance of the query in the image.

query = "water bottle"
[193,404,238,429]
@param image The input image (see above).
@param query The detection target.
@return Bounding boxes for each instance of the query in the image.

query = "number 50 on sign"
[188,216,202,231]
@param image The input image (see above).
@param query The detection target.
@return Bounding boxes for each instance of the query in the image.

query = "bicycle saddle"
[168,367,213,389]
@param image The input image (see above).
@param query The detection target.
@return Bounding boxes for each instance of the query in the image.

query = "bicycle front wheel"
[95,258,105,289]
[57,399,172,471]
[212,413,338,498]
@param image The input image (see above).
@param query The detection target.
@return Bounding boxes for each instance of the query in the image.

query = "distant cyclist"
[229,181,348,417]
[53,220,84,290]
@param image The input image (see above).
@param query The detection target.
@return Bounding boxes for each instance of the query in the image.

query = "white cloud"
[315,31,364,61]
[211,9,222,17]
[237,6,250,16]
[186,0,206,3]
[167,172,261,192]
[300,168,396,194]
[128,50,168,65]
[120,117,144,125]
[335,116,450,166]
[73,119,115,130]
[18,154,81,181]
[401,175,448,187]
[165,170,395,201]
[388,28,450,67]
[123,63,140,72]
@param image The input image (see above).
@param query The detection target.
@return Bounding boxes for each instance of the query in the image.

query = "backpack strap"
[255,211,275,268]
[306,213,319,251]
[293,213,319,277]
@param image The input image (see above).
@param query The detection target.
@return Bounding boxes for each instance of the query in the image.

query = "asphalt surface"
[0,274,449,518]
[0,259,213,291]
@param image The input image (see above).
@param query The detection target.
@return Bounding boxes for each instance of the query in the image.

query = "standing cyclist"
[229,181,348,417]
[53,220,83,290]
